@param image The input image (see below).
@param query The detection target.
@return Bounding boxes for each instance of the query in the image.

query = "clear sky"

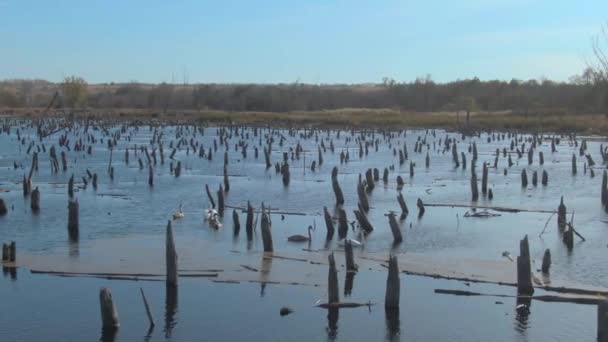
[1,0,607,84]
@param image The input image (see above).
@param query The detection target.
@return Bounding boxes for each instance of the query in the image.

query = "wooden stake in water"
[99,287,120,328]
[166,220,178,288]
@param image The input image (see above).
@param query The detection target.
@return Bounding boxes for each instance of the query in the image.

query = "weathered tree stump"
[260,203,273,252]
[354,204,374,233]
[99,287,120,330]
[539,151,544,165]
[542,170,548,186]
[541,249,551,273]
[416,198,425,217]
[385,255,400,309]
[345,240,357,272]
[365,169,375,192]
[338,208,348,240]
[471,171,479,201]
[2,243,8,261]
[205,184,216,208]
[166,220,178,287]
[481,163,488,195]
[328,253,339,304]
[217,185,225,217]
[572,153,577,175]
[488,188,493,200]
[246,201,254,241]
[388,213,403,244]
[232,209,240,236]
[521,169,528,187]
[598,299,608,342]
[331,167,345,205]
[30,186,40,212]
[557,197,567,231]
[516,235,534,295]
[0,198,7,216]
[396,175,404,189]
[92,173,98,190]
[68,199,79,241]
[603,171,608,206]
[174,161,182,178]
[397,192,408,218]
[323,206,335,241]
[357,182,369,213]
[383,168,389,183]
[532,171,538,187]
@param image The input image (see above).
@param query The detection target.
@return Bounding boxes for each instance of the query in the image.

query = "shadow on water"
[326,307,339,340]
[344,271,356,297]
[514,296,532,336]
[99,327,118,342]
[164,285,178,338]
[385,307,400,341]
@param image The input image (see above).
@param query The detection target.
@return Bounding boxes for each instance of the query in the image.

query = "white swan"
[205,208,222,229]
[338,238,362,247]
[172,204,184,220]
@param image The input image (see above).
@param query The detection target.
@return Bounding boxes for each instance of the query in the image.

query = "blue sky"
[1,0,607,84]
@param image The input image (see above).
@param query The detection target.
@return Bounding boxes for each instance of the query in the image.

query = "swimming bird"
[288,225,313,242]
[205,208,222,228]
[172,204,184,220]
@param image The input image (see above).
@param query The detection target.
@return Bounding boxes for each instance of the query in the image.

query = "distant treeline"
[0,72,606,114]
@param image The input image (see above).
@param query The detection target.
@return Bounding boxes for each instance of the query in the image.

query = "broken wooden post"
[0,198,6,216]
[517,235,534,295]
[99,287,120,329]
[572,153,577,175]
[30,186,40,212]
[68,199,79,241]
[281,162,290,186]
[385,255,400,309]
[354,204,374,233]
[345,240,357,272]
[471,171,479,201]
[260,203,273,253]
[416,198,425,217]
[539,151,544,165]
[383,168,389,184]
[532,171,538,187]
[396,176,404,189]
[331,167,345,205]
[338,208,348,240]
[323,206,335,241]
[388,213,403,244]
[23,174,31,197]
[166,220,178,287]
[598,299,608,342]
[68,174,74,198]
[397,192,408,218]
[365,169,375,192]
[563,224,574,249]
[541,249,551,273]
[328,253,339,304]
[232,209,240,236]
[140,287,155,328]
[521,169,528,188]
[557,197,567,231]
[205,184,216,208]
[246,201,254,241]
[542,170,548,186]
[174,161,182,178]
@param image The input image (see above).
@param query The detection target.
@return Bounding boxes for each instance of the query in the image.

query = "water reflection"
[164,285,178,338]
[326,307,339,340]
[344,271,355,297]
[69,240,79,258]
[259,255,273,298]
[385,307,400,341]
[514,296,532,335]
[99,327,117,342]
[2,265,17,280]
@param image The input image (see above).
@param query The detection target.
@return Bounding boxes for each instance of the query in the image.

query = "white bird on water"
[205,208,222,228]
[172,204,184,220]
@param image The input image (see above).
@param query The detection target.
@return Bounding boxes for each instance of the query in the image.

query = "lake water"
[0,119,605,341]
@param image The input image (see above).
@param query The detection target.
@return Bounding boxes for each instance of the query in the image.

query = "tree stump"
[99,287,120,328]
[388,213,403,244]
[323,206,335,241]
[68,199,79,241]
[516,235,534,295]
[541,249,551,273]
[166,220,178,287]
[328,253,339,304]
[385,255,400,309]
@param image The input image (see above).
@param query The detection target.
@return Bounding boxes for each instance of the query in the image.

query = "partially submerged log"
[30,187,40,212]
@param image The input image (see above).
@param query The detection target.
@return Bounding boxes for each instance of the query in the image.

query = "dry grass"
[3,107,607,133]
